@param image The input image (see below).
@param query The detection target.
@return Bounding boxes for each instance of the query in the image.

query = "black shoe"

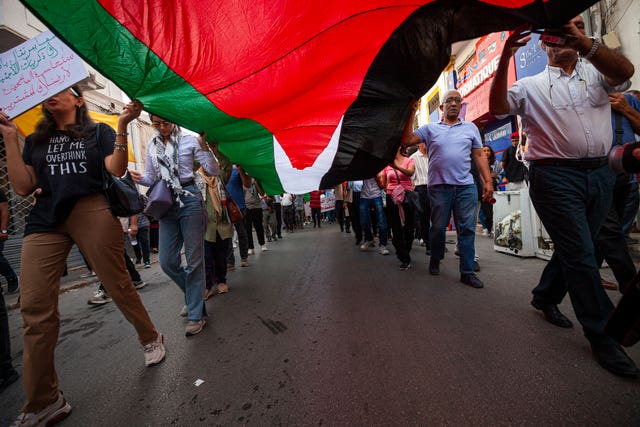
[0,369,19,393]
[355,240,362,246]
[531,300,573,328]
[473,261,480,272]
[591,342,640,377]
[429,258,440,276]
[460,274,484,288]
[7,278,19,294]
[399,262,411,271]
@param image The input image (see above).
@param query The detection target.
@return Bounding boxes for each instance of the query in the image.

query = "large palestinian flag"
[21,0,597,194]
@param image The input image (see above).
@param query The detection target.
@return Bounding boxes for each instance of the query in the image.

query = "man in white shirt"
[490,16,637,377]
[410,143,430,253]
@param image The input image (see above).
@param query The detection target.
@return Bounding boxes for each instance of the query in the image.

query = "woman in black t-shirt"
[0,86,165,426]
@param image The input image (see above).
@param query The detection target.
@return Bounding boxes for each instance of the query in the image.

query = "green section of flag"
[22,0,284,194]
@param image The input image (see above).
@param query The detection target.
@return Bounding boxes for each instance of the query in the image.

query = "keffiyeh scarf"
[150,126,192,206]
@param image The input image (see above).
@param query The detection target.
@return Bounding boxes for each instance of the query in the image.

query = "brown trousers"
[20,193,158,412]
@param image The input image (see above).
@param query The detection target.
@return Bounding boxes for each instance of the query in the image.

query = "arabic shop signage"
[0,30,89,119]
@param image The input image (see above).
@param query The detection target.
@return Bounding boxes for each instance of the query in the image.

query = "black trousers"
[0,240,18,286]
[245,207,265,248]
[274,202,283,238]
[385,194,415,264]
[595,173,637,291]
[205,235,231,289]
[0,290,13,376]
[311,208,322,227]
[131,226,151,264]
[414,185,431,249]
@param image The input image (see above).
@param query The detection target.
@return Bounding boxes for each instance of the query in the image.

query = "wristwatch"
[583,37,601,60]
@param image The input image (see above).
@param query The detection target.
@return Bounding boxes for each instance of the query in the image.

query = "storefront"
[456,31,518,159]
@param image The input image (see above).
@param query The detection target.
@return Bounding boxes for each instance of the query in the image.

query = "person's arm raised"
[489,26,531,116]
[0,111,37,195]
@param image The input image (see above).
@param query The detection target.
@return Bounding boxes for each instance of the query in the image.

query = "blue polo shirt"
[226,167,246,210]
[611,94,640,183]
[611,93,640,146]
[414,120,482,186]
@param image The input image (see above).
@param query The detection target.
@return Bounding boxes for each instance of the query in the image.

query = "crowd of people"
[0,12,639,427]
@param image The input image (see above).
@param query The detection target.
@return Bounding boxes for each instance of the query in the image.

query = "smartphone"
[528,28,578,45]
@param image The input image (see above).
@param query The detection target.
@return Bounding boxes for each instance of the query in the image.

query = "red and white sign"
[457,32,516,122]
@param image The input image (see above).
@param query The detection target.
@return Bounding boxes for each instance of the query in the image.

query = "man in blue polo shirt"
[596,92,640,291]
[402,90,493,288]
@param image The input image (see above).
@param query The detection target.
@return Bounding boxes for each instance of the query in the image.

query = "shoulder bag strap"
[93,123,111,190]
[614,113,624,146]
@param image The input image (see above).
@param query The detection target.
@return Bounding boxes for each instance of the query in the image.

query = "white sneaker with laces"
[144,333,166,367]
[360,240,374,251]
[11,391,71,427]
[185,319,206,336]
[87,289,111,305]
[378,245,390,255]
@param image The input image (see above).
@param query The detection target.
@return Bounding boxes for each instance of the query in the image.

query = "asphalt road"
[2,225,640,426]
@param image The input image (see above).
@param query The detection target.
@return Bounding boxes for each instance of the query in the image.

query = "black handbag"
[96,123,144,217]
[392,168,422,212]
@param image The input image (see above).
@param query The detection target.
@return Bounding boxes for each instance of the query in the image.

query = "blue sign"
[484,117,514,163]
[514,33,548,79]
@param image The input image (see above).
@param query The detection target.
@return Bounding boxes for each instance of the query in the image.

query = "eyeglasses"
[547,65,589,109]
[152,120,173,128]
[444,97,462,104]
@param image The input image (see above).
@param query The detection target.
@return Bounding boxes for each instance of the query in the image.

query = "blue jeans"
[529,164,615,344]
[359,196,387,246]
[429,184,477,274]
[159,185,206,322]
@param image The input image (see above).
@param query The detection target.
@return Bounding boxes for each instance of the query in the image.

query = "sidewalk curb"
[7,258,159,311]
[8,277,101,311]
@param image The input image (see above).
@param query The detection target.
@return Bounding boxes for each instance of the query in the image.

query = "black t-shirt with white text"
[22,123,115,235]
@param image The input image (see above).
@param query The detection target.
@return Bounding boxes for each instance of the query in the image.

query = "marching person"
[489,16,638,377]
[0,87,165,426]
[402,90,492,288]
[130,116,219,336]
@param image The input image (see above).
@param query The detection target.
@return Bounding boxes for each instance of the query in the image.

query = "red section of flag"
[97,1,540,168]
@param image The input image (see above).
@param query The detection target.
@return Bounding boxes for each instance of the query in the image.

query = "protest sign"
[0,30,88,118]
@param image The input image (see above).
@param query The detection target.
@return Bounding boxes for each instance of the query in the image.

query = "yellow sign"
[14,106,135,162]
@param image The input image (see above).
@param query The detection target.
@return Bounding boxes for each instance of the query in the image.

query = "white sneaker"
[143,333,166,367]
[179,305,188,317]
[360,240,375,251]
[378,245,390,255]
[185,319,206,336]
[247,249,255,255]
[11,391,71,427]
[87,289,111,305]
[261,245,268,252]
[481,228,488,236]
[133,280,146,289]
